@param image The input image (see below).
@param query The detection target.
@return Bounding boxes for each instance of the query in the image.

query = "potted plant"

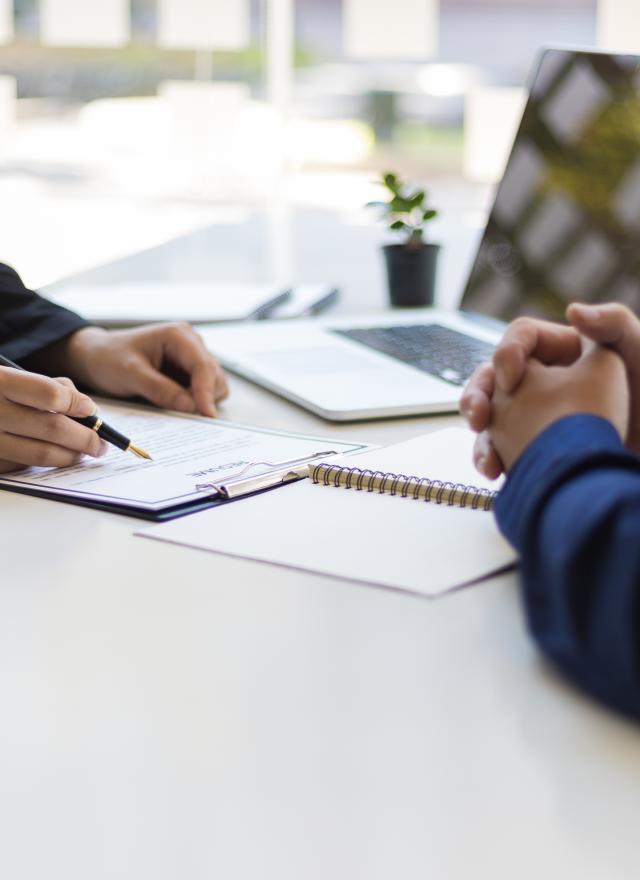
[367,171,440,308]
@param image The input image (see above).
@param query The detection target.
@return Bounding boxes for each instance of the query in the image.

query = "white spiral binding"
[310,463,497,511]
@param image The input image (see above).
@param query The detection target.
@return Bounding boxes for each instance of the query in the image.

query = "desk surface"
[47,205,479,315]
[3,212,640,879]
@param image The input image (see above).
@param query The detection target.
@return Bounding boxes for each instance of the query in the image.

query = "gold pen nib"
[128,443,153,461]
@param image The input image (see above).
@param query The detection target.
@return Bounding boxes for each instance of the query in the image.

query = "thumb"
[52,376,98,417]
[567,303,640,362]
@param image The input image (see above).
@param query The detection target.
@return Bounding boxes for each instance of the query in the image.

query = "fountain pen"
[0,353,152,460]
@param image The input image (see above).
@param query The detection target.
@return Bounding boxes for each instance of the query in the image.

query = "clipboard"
[0,402,368,521]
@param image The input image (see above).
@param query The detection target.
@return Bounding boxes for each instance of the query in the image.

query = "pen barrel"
[72,415,131,453]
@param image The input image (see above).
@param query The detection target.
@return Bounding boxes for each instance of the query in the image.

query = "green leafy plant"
[367,171,438,248]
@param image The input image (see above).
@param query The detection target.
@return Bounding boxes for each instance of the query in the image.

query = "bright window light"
[417,64,479,97]
[598,0,640,52]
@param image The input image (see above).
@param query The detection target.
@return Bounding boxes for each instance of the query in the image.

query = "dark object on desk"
[366,171,441,307]
[260,285,339,319]
[0,353,152,460]
[382,243,440,307]
[73,413,151,459]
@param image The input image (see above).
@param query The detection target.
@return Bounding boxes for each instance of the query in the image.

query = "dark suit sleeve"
[495,414,640,720]
[0,262,89,364]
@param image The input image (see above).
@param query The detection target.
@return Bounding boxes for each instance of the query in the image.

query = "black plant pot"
[382,243,441,308]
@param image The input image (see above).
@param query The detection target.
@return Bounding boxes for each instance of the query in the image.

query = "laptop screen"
[460,48,640,322]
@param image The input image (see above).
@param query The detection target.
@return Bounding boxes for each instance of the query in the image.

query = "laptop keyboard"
[332,323,494,387]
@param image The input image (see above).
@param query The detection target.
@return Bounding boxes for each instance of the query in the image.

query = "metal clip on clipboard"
[195,450,338,500]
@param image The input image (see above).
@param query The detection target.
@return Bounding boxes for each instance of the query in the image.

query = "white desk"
[3,213,640,879]
[45,206,480,315]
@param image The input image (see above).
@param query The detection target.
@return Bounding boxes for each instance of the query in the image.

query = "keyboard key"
[332,324,494,386]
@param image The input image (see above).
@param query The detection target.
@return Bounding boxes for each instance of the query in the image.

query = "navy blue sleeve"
[0,262,89,364]
[495,414,640,720]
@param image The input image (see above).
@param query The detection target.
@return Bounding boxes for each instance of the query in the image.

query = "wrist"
[494,414,629,548]
[496,408,623,474]
[47,326,109,388]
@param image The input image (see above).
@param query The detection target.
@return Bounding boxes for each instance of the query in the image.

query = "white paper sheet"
[157,0,249,51]
[598,0,640,53]
[0,0,13,44]
[40,0,130,47]
[139,429,516,596]
[0,402,367,512]
[45,283,288,326]
[343,0,438,59]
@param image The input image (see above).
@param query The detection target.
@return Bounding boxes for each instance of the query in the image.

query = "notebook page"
[315,429,504,491]
[139,429,515,596]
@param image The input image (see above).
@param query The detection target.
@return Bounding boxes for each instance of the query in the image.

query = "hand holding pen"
[0,354,150,473]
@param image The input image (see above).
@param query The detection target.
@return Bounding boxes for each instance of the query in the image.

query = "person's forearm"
[495,415,640,719]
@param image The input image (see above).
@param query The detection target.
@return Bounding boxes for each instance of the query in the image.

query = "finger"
[161,325,225,417]
[0,368,96,416]
[460,363,495,411]
[0,431,85,470]
[460,363,495,432]
[215,366,230,403]
[127,356,197,413]
[493,319,582,392]
[567,303,640,367]
[53,376,103,415]
[189,357,221,417]
[0,459,25,474]
[0,399,107,457]
[473,431,504,480]
[576,341,628,382]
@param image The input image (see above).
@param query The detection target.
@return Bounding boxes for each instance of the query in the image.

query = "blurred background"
[0,0,627,289]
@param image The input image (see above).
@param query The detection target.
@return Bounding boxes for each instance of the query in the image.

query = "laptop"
[201,48,640,421]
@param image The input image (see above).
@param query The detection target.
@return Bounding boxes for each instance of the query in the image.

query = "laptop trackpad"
[248,346,390,375]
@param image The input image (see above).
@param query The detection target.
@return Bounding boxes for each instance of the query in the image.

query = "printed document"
[0,402,367,512]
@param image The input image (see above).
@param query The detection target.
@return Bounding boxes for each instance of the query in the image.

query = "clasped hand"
[0,323,228,473]
[460,303,637,478]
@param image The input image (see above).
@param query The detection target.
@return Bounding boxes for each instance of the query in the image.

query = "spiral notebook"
[307,460,497,510]
[139,429,517,596]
